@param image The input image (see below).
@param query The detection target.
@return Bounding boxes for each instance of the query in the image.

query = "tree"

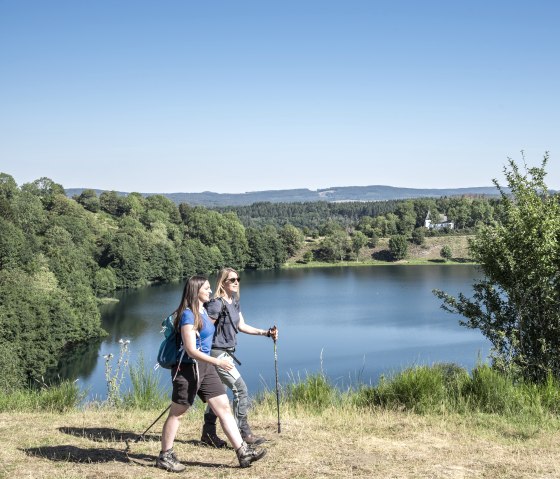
[440,245,452,262]
[302,250,313,263]
[75,189,100,212]
[21,177,65,208]
[315,230,349,262]
[411,227,426,246]
[0,218,28,270]
[388,235,408,260]
[245,226,286,269]
[106,232,146,288]
[93,268,117,296]
[279,223,304,257]
[99,191,120,215]
[434,154,560,382]
[395,201,416,235]
[351,231,368,261]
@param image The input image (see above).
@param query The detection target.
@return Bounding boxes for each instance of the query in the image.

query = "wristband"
[266,329,271,337]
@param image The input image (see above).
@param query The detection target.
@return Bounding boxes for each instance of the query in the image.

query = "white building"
[425,211,454,230]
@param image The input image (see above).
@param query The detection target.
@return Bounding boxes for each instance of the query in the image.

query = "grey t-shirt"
[205,295,242,349]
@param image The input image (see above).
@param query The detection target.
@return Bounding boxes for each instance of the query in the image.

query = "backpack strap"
[219,297,239,334]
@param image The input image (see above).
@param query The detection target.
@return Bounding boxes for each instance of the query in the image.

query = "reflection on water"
[54,265,489,401]
[46,338,103,383]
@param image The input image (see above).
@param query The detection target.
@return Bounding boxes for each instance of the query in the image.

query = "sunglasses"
[226,277,241,284]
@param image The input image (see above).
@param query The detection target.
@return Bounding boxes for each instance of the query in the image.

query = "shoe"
[236,441,267,468]
[201,427,227,448]
[242,433,266,446]
[156,449,186,473]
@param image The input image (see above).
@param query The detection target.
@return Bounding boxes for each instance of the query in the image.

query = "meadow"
[2,363,560,478]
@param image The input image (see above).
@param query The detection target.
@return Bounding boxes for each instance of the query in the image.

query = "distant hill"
[65,185,503,207]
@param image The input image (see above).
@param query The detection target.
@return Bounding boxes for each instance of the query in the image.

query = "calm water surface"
[57,265,489,401]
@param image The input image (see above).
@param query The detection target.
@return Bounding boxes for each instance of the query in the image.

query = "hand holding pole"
[273,326,281,433]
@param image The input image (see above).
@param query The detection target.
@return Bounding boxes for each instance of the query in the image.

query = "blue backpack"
[156,314,195,369]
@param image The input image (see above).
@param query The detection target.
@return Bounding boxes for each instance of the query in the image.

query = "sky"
[1,0,559,194]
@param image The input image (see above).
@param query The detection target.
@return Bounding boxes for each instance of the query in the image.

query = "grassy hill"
[287,235,474,267]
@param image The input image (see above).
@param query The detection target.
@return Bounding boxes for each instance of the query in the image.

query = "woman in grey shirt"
[201,267,278,447]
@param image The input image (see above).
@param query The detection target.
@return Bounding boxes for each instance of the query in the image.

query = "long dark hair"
[173,275,208,331]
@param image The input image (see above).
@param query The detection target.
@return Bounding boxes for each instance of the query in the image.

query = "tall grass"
[0,379,85,413]
[283,372,339,411]
[251,362,560,432]
[349,363,560,424]
[351,363,470,414]
[4,359,560,428]
[122,355,168,410]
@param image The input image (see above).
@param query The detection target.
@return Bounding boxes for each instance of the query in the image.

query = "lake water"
[56,265,490,401]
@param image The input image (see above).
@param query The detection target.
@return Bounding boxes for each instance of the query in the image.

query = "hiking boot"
[236,441,267,468]
[156,449,186,473]
[242,433,266,446]
[201,425,227,448]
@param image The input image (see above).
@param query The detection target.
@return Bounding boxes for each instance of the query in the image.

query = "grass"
[0,379,85,413]
[2,397,560,478]
[3,364,560,477]
[121,356,168,410]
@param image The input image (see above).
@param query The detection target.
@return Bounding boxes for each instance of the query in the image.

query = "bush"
[388,235,408,260]
[440,245,452,261]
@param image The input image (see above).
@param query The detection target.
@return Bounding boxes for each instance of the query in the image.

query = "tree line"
[217,196,500,234]
[0,174,301,391]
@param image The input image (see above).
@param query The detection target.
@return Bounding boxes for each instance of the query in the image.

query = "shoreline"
[283,259,477,269]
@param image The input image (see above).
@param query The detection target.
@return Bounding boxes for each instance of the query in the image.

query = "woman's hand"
[268,325,279,341]
[217,358,234,370]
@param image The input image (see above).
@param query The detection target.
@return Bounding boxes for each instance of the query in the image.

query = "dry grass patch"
[1,405,560,478]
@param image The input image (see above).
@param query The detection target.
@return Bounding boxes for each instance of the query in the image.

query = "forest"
[0,172,501,392]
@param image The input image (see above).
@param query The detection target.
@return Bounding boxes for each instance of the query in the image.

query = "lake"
[55,265,490,401]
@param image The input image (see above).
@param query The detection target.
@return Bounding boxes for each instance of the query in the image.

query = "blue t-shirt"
[179,308,215,355]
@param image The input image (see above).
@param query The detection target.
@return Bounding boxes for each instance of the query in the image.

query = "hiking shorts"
[171,361,225,406]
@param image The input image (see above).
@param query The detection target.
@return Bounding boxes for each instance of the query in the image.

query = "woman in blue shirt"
[157,275,267,472]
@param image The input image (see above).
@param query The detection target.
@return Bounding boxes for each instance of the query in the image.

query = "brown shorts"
[171,360,226,406]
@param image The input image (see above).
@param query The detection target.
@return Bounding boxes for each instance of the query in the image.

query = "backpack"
[156,314,195,369]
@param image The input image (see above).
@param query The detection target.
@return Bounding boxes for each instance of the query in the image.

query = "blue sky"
[1,1,558,193]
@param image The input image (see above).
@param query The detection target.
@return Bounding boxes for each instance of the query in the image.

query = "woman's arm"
[238,312,279,340]
[181,324,233,370]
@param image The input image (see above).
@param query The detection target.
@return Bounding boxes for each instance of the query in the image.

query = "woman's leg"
[208,351,252,435]
[230,376,251,437]
[207,394,243,450]
[161,401,189,452]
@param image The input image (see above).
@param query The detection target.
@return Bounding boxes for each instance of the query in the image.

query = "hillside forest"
[0,173,502,391]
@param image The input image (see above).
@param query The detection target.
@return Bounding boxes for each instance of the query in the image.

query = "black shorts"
[171,360,226,406]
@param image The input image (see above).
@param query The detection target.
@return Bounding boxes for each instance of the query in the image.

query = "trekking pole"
[273,329,281,433]
[126,404,171,451]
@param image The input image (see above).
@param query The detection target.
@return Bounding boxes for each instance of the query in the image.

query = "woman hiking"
[200,267,278,448]
[157,275,267,472]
